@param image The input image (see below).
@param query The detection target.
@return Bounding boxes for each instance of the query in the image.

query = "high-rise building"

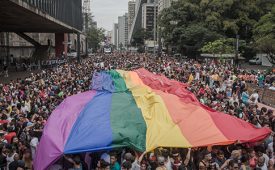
[111,23,119,48]
[158,0,177,12]
[82,0,92,32]
[128,0,136,37]
[128,0,147,43]
[118,13,129,48]
[142,0,158,40]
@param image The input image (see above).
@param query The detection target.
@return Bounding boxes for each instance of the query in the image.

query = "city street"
[0,0,274,170]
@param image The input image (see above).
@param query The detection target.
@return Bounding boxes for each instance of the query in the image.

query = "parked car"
[249,57,262,65]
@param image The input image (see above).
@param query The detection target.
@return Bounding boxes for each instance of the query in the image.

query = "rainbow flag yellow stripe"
[35,68,271,170]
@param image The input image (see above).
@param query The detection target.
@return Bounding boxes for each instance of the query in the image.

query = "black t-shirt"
[0,154,7,169]
[8,161,18,170]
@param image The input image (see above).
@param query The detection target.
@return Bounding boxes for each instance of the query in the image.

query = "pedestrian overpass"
[0,0,83,59]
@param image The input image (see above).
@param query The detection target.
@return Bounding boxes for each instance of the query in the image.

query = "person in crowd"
[156,156,167,170]
[3,65,8,78]
[121,161,132,170]
[110,153,120,170]
[199,151,212,169]
[69,156,84,170]
[257,156,268,170]
[0,53,273,169]
[228,160,240,170]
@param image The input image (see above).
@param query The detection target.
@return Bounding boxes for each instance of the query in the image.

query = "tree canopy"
[253,5,275,64]
[159,0,275,58]
[201,38,235,54]
[86,15,105,52]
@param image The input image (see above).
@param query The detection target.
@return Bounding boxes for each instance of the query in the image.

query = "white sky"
[91,0,129,31]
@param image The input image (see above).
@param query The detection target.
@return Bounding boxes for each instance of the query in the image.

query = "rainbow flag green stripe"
[35,68,271,170]
[109,70,147,151]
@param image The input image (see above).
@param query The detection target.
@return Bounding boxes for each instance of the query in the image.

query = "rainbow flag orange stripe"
[34,68,271,170]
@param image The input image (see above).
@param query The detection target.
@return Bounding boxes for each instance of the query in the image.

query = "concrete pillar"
[64,33,68,56]
[85,37,88,56]
[55,33,68,58]
[6,32,10,64]
[77,33,81,63]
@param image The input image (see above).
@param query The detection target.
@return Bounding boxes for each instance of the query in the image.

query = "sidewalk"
[0,69,41,84]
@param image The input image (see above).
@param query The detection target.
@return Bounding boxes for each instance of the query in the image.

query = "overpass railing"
[22,0,83,31]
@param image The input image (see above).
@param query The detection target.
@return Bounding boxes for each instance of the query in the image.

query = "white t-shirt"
[21,105,29,114]
[263,154,270,166]
[256,164,268,170]
[251,93,259,102]
[6,153,16,170]
[195,72,200,80]
[30,137,39,159]
[165,157,172,170]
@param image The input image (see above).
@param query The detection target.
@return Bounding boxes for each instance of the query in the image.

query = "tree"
[87,27,105,52]
[131,28,150,47]
[253,5,275,64]
[85,14,105,52]
[131,29,150,53]
[158,0,275,57]
[255,37,275,64]
[201,38,234,54]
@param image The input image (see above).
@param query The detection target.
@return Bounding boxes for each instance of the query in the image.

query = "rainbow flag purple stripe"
[34,69,271,170]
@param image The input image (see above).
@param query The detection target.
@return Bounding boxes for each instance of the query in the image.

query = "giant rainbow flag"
[34,68,271,170]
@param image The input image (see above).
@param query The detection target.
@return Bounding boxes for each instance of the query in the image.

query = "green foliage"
[254,36,275,64]
[85,14,105,52]
[131,28,150,46]
[201,38,234,54]
[87,27,105,52]
[159,0,275,57]
[131,29,150,53]
[253,5,275,64]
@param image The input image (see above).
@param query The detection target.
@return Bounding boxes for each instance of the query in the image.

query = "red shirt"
[5,132,16,144]
[198,88,205,95]
[0,120,9,124]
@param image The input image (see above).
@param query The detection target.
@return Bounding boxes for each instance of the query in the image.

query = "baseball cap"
[101,153,110,164]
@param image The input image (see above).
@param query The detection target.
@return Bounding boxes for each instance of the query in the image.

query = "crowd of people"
[0,53,274,170]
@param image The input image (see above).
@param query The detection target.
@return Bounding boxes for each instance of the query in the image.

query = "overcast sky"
[91,0,129,31]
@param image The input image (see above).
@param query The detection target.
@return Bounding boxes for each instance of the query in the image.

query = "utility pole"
[153,0,157,57]
[235,34,239,66]
[6,32,10,65]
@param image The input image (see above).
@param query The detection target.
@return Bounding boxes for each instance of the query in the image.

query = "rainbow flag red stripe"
[34,68,271,170]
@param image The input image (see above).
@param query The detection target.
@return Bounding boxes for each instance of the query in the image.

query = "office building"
[111,23,119,48]
[118,13,129,48]
[128,0,147,43]
[128,0,136,36]
[142,0,158,40]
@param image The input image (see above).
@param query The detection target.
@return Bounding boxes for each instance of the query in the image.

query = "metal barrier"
[22,0,83,30]
[247,83,275,108]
